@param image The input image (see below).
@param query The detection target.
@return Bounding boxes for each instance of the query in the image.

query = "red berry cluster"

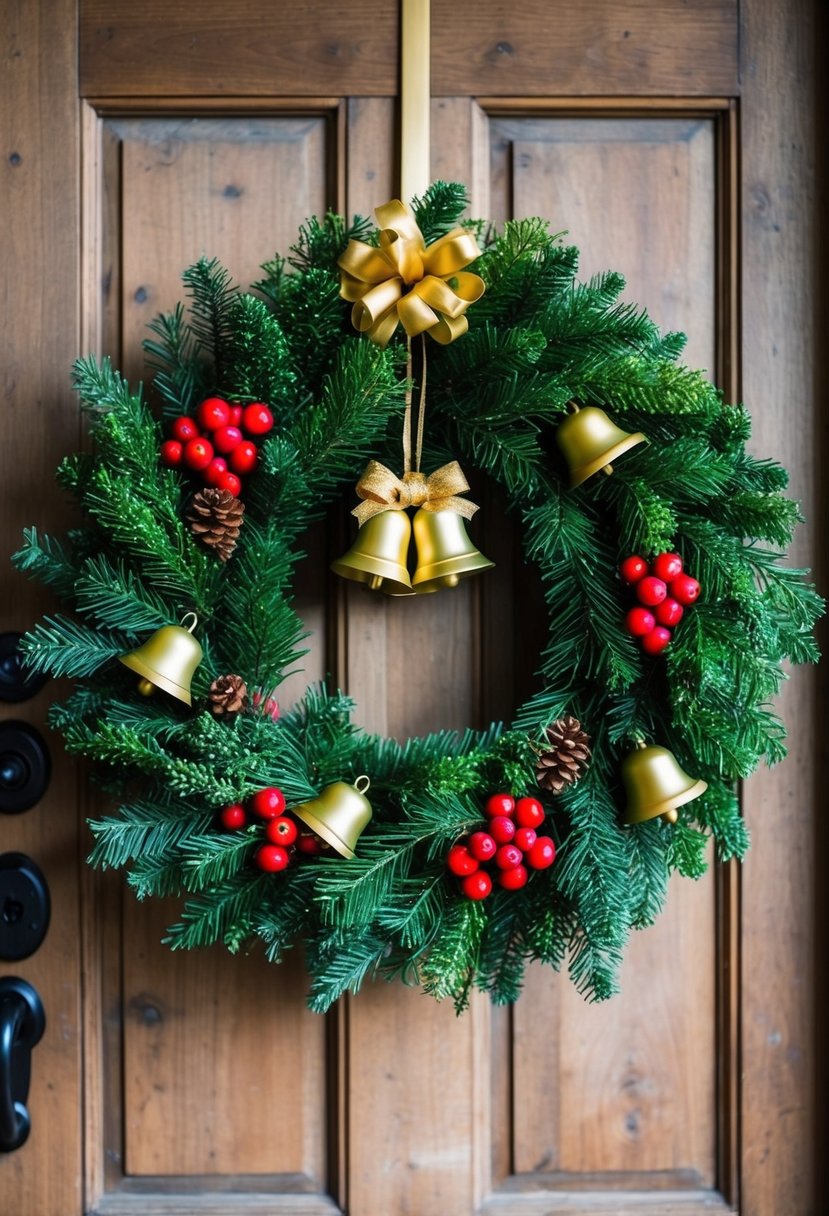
[620,552,701,655]
[447,793,556,901]
[218,785,325,872]
[160,397,274,497]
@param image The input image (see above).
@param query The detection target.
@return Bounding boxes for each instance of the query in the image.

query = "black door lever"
[0,977,45,1151]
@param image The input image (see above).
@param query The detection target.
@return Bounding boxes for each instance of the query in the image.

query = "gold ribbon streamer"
[338,199,485,348]
[351,460,478,525]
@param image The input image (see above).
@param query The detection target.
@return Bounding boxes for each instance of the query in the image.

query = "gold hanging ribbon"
[351,459,478,525]
[338,199,485,348]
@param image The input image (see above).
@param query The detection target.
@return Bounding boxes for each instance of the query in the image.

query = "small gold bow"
[352,459,478,525]
[338,199,485,348]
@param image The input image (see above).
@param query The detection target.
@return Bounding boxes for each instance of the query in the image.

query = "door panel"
[491,112,717,1185]
[1,3,822,1214]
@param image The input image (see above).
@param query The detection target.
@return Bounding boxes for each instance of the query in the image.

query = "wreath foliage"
[15,182,821,1013]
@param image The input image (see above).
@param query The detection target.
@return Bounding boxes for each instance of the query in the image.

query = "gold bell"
[331,510,413,596]
[556,404,647,487]
[292,775,373,859]
[410,508,494,594]
[119,612,203,706]
[622,741,708,825]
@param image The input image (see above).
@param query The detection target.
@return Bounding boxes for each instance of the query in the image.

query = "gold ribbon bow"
[338,199,485,348]
[351,459,478,526]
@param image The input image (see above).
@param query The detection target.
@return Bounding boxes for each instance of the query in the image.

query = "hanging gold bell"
[330,510,414,596]
[292,776,373,859]
[119,612,203,706]
[622,741,708,825]
[410,508,494,594]
[556,404,647,487]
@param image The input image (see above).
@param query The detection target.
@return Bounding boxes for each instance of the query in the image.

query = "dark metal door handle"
[0,977,45,1151]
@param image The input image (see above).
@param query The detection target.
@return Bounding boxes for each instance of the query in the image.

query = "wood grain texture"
[0,3,83,1214]
[80,0,398,98]
[431,0,738,98]
[123,901,326,1177]
[739,0,823,1212]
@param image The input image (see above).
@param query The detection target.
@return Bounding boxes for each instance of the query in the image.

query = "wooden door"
[1,2,823,1213]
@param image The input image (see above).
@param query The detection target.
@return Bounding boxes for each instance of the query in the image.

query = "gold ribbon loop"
[351,460,479,525]
[338,199,485,348]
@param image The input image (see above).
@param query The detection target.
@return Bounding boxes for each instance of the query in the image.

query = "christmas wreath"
[16,182,821,1013]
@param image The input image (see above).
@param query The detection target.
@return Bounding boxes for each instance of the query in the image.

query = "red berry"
[461,871,492,900]
[203,456,229,486]
[297,832,323,856]
[213,425,244,454]
[266,815,298,846]
[254,844,290,873]
[196,396,232,432]
[447,843,479,876]
[216,471,243,497]
[489,815,516,844]
[468,831,497,862]
[219,803,246,830]
[655,597,684,627]
[484,793,515,818]
[671,573,701,605]
[160,439,183,467]
[170,416,199,443]
[641,625,672,655]
[625,606,656,637]
[229,405,244,426]
[498,864,528,891]
[229,440,258,475]
[249,787,286,820]
[620,555,648,583]
[652,552,684,583]
[526,836,556,870]
[182,436,214,471]
[241,403,274,436]
[514,827,537,853]
[636,576,668,607]
[495,843,523,871]
[515,797,545,829]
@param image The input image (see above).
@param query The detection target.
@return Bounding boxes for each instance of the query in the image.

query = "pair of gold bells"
[332,505,493,596]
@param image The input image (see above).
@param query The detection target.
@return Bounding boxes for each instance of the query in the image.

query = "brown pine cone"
[536,716,591,794]
[186,488,245,561]
[209,674,249,716]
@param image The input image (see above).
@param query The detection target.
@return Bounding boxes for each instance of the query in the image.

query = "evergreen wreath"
[15,182,822,1013]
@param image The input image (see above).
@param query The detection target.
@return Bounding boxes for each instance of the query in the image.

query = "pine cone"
[209,674,249,716]
[186,488,245,561]
[536,716,591,794]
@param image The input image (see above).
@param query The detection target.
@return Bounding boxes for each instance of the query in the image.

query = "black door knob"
[0,856,50,962]
[0,977,45,1151]
[0,722,50,814]
[0,634,46,704]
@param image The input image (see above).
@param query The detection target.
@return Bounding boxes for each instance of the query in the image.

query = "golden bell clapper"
[330,510,414,596]
[292,776,373,860]
[411,507,494,593]
[119,612,203,706]
[621,741,708,825]
[556,404,647,487]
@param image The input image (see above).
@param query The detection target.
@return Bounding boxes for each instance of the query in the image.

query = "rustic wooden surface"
[433,1,739,97]
[80,0,399,98]
[0,2,83,1215]
[2,2,824,1213]
[740,0,823,1212]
